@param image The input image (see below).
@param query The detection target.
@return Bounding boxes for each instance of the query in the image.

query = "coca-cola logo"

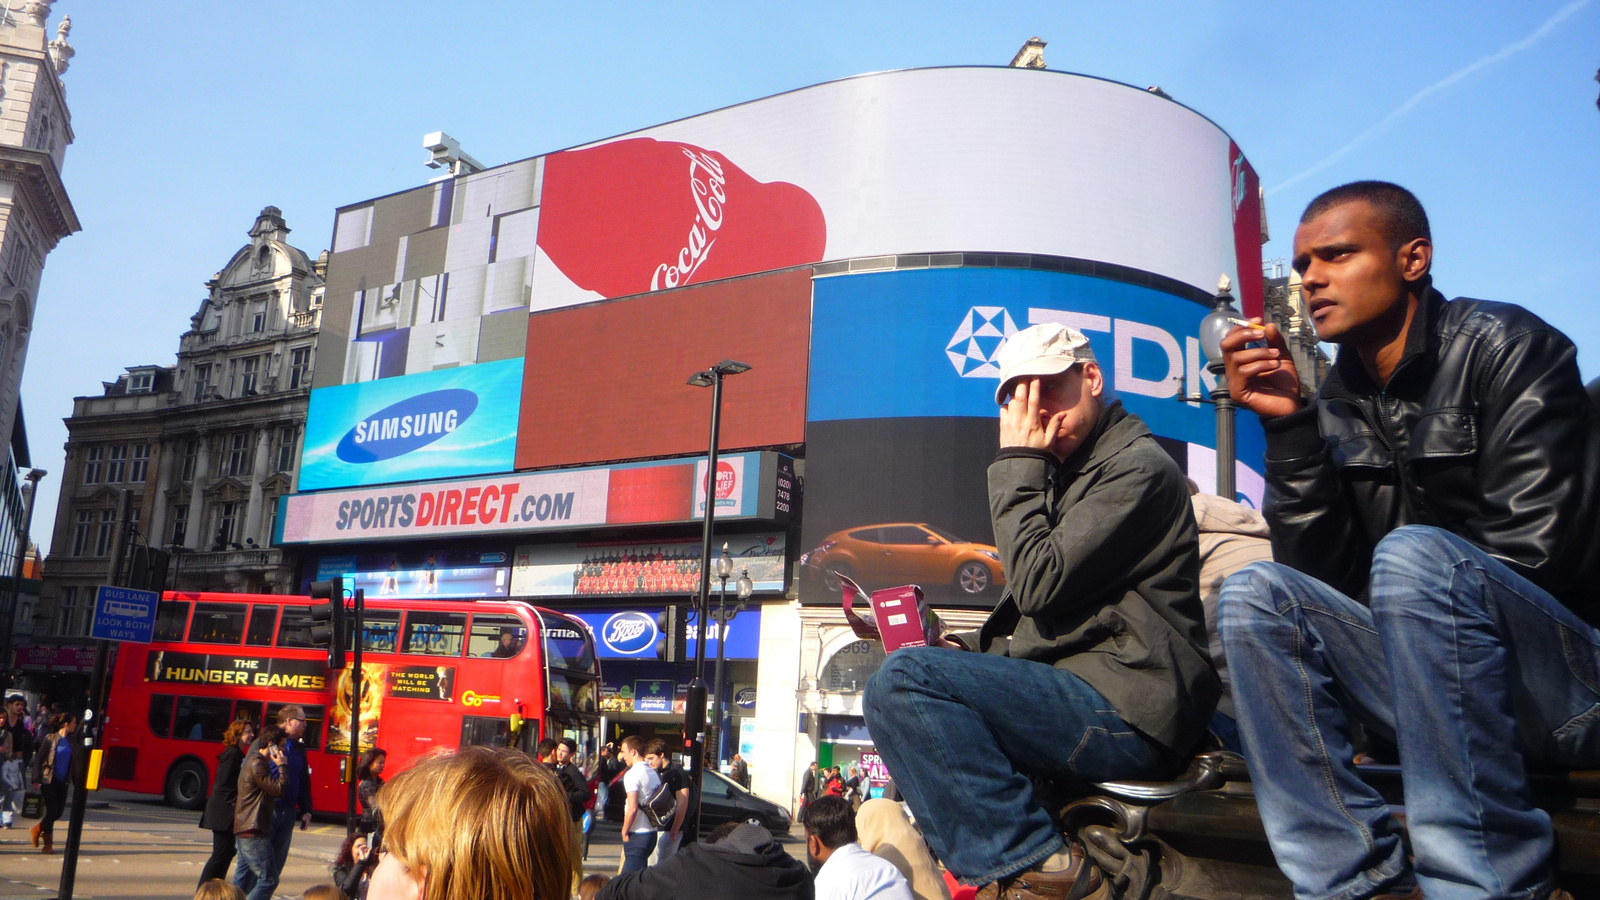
[537,138,827,299]
[653,149,726,291]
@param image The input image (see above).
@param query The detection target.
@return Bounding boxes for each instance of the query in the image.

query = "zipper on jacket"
[1351,393,1418,524]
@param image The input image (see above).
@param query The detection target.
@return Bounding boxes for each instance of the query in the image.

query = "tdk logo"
[946,306,1223,403]
[946,307,1020,378]
[336,389,478,464]
[602,611,658,655]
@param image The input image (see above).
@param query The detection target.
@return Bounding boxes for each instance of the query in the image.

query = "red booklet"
[840,574,944,653]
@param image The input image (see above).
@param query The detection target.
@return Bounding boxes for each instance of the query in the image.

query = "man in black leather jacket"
[1217,181,1600,900]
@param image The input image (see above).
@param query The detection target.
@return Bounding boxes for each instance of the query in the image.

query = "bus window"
[537,612,594,671]
[547,673,599,714]
[148,694,174,738]
[174,696,231,741]
[468,614,526,659]
[402,611,467,657]
[277,607,317,648]
[245,606,278,646]
[154,601,189,642]
[188,603,247,644]
[266,702,326,751]
[354,610,400,654]
[460,716,511,748]
[234,699,264,726]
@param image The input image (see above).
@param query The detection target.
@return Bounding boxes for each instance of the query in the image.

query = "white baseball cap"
[994,323,1098,405]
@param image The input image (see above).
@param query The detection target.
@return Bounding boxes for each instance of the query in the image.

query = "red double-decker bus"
[99,591,601,812]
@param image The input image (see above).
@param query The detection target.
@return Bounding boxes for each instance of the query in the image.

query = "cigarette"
[1223,316,1260,330]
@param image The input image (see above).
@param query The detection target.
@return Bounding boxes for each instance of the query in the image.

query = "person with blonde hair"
[193,878,246,900]
[855,800,951,900]
[367,746,572,900]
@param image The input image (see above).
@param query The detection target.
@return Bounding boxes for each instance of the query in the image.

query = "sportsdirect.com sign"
[277,451,782,545]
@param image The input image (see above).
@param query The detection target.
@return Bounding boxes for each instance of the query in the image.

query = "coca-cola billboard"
[536,138,826,301]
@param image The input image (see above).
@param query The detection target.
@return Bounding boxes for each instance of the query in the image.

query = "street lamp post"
[709,549,752,766]
[1197,275,1242,502]
[684,359,750,839]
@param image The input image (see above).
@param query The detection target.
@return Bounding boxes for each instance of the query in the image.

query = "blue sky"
[22,1,1600,550]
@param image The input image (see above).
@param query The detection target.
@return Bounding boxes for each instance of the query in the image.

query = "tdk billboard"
[299,358,523,491]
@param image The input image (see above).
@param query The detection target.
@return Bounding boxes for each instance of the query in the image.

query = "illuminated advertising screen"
[316,68,1262,392]
[510,533,785,598]
[277,451,789,545]
[299,358,523,491]
[346,564,509,600]
[567,606,762,660]
[798,267,1266,608]
[516,268,811,470]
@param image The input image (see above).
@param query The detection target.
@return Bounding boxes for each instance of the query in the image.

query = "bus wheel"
[164,759,208,810]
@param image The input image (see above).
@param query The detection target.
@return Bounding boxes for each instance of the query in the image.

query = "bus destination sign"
[146,651,328,692]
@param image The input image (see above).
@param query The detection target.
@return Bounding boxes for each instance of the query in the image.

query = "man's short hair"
[275,704,305,725]
[619,734,645,755]
[559,737,578,753]
[5,695,23,705]
[535,738,560,757]
[801,795,857,849]
[644,737,670,757]
[259,724,286,747]
[1301,180,1430,248]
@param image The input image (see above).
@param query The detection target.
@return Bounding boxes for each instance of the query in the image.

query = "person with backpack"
[618,735,661,873]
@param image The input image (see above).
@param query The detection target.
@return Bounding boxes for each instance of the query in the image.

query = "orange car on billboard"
[802,523,1006,597]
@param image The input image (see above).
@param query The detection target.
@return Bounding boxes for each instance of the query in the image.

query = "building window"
[214,502,240,549]
[94,509,118,557]
[54,587,78,637]
[181,440,198,482]
[288,347,311,390]
[251,303,267,332]
[127,372,155,393]
[106,445,127,483]
[276,427,296,472]
[82,446,104,484]
[71,510,93,556]
[129,444,150,483]
[238,356,261,396]
[266,501,279,544]
[192,364,212,402]
[171,504,188,546]
[225,433,252,477]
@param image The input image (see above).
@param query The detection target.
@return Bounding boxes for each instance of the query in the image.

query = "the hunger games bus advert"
[329,663,386,753]
[146,651,327,691]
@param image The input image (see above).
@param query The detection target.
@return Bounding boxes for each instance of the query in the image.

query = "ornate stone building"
[34,208,324,651]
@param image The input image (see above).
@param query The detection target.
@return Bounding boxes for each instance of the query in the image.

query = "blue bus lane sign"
[90,585,161,643]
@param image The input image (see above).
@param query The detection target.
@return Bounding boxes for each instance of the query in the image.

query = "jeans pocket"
[1561,624,1600,697]
[1552,702,1600,765]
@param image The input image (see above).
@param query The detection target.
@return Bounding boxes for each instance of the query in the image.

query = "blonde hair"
[193,879,246,900]
[300,887,344,900]
[575,874,610,900]
[378,746,572,900]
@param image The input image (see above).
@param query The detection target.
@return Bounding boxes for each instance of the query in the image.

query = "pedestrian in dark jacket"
[598,821,813,900]
[27,713,77,854]
[233,726,288,900]
[198,720,257,885]
[331,830,374,899]
[1216,181,1600,900]
[354,747,385,834]
[865,322,1214,899]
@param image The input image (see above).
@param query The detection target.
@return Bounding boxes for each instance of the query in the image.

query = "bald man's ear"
[1398,237,1432,284]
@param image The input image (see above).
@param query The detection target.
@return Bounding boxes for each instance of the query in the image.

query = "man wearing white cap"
[864,322,1217,900]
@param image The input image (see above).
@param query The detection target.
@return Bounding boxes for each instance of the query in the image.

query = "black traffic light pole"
[346,588,364,834]
[59,489,132,900]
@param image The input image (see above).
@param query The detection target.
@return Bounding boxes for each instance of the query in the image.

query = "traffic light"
[309,578,347,669]
[656,605,687,663]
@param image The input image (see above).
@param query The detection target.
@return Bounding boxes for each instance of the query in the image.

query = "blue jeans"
[233,834,276,900]
[863,646,1167,885]
[267,806,298,884]
[621,830,657,873]
[1219,526,1600,900]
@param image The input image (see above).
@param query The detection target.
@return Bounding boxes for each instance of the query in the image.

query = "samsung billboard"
[314,67,1263,393]
[299,358,523,491]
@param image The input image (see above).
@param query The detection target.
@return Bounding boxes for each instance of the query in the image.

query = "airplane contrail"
[1267,0,1595,196]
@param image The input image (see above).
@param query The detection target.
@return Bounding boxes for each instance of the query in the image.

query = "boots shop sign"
[275,451,788,545]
